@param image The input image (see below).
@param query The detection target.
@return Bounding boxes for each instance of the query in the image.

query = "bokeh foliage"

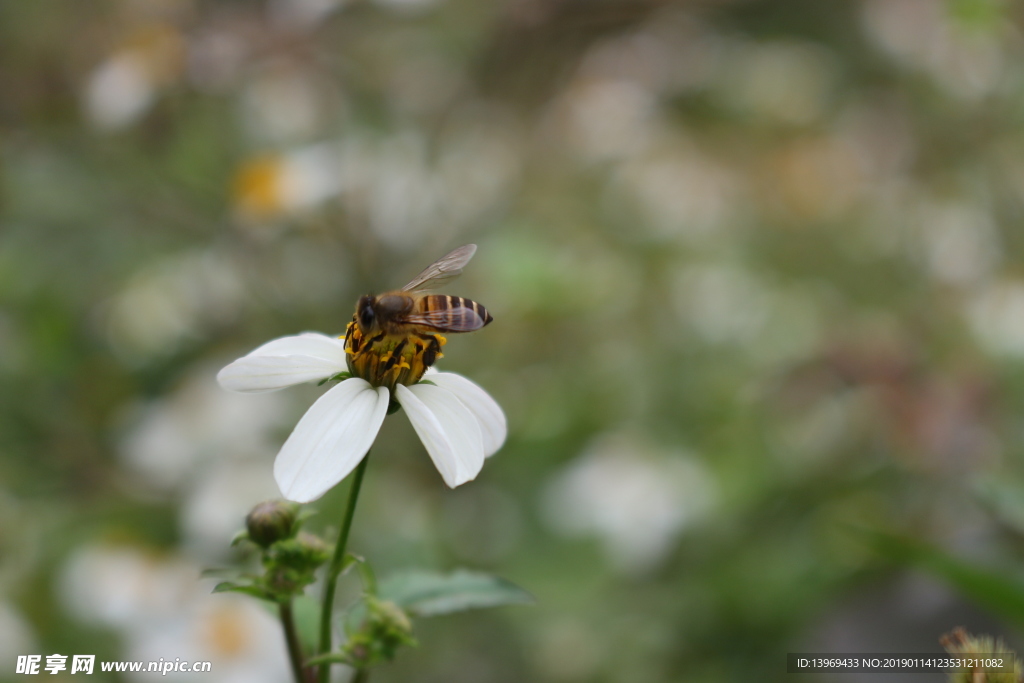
[5,0,1024,681]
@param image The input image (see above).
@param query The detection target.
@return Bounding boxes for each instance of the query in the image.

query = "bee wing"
[401,244,478,292]
[403,306,487,332]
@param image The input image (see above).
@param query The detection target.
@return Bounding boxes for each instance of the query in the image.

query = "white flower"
[58,544,290,683]
[0,602,38,667]
[82,25,184,131]
[232,143,344,221]
[217,332,506,502]
[119,363,287,491]
[541,434,715,574]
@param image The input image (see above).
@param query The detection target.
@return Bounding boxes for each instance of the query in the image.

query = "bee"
[343,244,493,389]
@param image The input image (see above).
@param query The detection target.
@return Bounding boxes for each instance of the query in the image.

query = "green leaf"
[378,569,534,617]
[212,581,275,601]
[869,532,1024,627]
[200,567,237,578]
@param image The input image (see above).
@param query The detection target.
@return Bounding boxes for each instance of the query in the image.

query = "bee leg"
[382,339,407,372]
[344,320,362,354]
[422,335,442,367]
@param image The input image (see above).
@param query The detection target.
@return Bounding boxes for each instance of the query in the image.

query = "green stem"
[352,669,370,683]
[318,453,371,683]
[279,600,307,683]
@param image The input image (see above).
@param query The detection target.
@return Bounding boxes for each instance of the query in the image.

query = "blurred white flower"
[671,263,825,366]
[58,545,289,683]
[436,117,522,230]
[862,0,1006,100]
[180,461,281,559]
[558,78,655,161]
[217,332,506,502]
[357,130,510,250]
[119,364,288,491]
[240,62,338,143]
[85,55,157,130]
[60,545,198,629]
[233,143,344,221]
[917,201,1000,286]
[673,265,771,346]
[541,435,715,574]
[0,602,38,671]
[251,129,518,249]
[967,280,1024,357]
[335,133,446,249]
[125,595,289,683]
[83,25,184,130]
[614,148,738,242]
[105,250,245,363]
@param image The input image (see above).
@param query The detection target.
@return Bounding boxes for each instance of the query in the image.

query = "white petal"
[274,379,389,503]
[244,332,349,360]
[427,372,506,457]
[217,332,349,393]
[395,383,485,487]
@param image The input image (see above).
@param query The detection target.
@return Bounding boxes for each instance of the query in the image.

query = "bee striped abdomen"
[422,295,493,329]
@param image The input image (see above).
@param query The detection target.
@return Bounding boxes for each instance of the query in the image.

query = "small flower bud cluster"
[263,532,330,597]
[340,597,417,669]
[216,500,329,603]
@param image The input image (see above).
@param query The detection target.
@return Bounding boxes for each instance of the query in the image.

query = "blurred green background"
[5,0,1024,681]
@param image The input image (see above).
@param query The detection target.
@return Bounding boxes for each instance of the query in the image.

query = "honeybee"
[343,244,493,389]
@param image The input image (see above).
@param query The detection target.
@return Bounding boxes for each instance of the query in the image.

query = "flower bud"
[263,532,331,598]
[371,599,413,636]
[245,500,300,548]
[341,597,417,668]
[267,532,330,570]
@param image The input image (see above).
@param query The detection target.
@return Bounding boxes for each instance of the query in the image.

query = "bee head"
[356,295,376,334]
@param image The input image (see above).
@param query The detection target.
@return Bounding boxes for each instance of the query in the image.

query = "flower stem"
[279,600,308,683]
[352,669,370,683]
[318,452,371,683]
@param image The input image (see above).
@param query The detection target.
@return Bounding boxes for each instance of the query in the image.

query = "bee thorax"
[375,294,414,316]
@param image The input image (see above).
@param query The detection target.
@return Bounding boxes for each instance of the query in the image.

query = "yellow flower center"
[233,156,284,218]
[203,605,249,657]
[342,321,446,390]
